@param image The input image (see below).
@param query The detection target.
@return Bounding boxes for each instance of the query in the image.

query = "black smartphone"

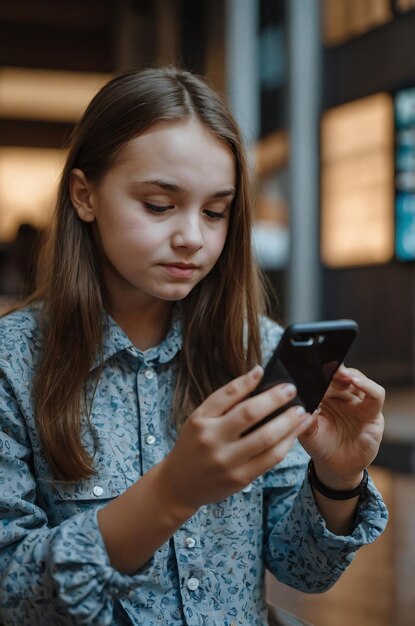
[243,319,358,435]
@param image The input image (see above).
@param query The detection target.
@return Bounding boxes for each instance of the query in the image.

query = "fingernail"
[302,414,314,427]
[293,405,305,416]
[251,365,263,380]
[280,383,296,397]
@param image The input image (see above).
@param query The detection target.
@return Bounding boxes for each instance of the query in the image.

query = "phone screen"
[243,320,358,435]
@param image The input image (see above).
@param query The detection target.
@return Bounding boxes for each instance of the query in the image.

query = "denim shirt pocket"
[37,474,128,526]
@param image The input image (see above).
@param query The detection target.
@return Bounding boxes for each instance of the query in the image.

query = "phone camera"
[291,333,314,346]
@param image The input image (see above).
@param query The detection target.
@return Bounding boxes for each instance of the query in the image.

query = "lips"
[161,262,199,278]
[166,262,198,269]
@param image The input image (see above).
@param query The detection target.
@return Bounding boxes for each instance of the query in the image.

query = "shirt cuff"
[50,508,155,621]
[302,473,389,553]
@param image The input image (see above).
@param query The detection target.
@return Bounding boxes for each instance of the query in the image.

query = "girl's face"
[72,118,235,311]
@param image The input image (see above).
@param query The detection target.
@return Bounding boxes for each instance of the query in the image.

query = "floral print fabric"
[0,306,388,625]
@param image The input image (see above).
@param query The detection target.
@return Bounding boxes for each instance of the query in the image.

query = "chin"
[155,287,195,302]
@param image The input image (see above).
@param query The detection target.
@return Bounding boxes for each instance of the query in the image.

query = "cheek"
[98,211,162,251]
[208,226,229,261]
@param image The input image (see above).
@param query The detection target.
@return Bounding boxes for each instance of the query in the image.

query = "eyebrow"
[138,178,236,199]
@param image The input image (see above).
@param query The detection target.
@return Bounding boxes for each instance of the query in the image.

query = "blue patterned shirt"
[0,306,388,625]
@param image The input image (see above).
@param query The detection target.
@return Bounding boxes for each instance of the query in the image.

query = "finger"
[334,367,385,404]
[327,366,366,400]
[230,405,313,463]
[193,365,264,418]
[330,365,360,389]
[241,413,315,479]
[222,382,298,436]
[323,382,365,403]
[349,374,384,401]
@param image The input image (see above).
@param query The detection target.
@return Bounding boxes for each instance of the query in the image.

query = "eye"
[204,209,227,220]
[143,202,174,213]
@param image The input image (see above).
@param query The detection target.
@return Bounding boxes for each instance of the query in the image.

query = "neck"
[108,298,173,351]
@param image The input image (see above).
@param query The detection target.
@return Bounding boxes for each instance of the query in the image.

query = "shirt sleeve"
[0,369,152,626]
[262,440,389,593]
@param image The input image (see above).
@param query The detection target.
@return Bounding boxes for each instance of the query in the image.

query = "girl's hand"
[299,365,385,490]
[158,366,313,512]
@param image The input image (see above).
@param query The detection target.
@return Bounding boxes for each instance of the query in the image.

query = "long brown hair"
[25,67,268,480]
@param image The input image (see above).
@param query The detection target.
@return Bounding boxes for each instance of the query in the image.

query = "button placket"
[137,364,164,472]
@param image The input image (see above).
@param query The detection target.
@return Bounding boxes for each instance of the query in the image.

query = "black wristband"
[308,459,369,500]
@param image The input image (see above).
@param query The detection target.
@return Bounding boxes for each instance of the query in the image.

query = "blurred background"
[0,0,414,624]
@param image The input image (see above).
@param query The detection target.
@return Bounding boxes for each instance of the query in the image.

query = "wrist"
[309,459,368,501]
[312,461,364,491]
[154,461,199,522]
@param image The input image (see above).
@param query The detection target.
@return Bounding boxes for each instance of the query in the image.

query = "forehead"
[112,119,236,189]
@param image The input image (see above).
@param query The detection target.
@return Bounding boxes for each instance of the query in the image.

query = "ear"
[69,168,96,223]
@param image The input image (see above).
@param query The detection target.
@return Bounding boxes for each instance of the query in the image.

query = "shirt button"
[187,577,200,591]
[184,537,196,548]
[93,485,104,497]
[242,483,253,493]
[144,370,154,380]
[146,434,156,445]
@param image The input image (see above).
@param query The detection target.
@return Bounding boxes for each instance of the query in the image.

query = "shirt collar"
[90,306,183,371]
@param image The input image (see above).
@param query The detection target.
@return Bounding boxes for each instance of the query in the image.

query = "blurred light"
[323,0,392,46]
[0,67,111,122]
[321,93,394,267]
[255,130,289,178]
[252,221,289,269]
[395,0,415,12]
[395,87,415,260]
[259,25,286,88]
[0,147,66,241]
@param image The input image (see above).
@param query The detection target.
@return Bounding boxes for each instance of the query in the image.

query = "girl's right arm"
[97,365,313,574]
[0,371,155,626]
[0,365,310,624]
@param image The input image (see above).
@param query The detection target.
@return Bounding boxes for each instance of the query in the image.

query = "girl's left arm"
[263,440,388,593]
[299,365,386,534]
[263,366,388,592]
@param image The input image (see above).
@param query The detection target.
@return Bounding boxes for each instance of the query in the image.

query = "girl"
[0,67,387,626]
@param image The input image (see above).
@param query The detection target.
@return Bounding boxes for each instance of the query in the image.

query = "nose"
[171,213,203,252]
